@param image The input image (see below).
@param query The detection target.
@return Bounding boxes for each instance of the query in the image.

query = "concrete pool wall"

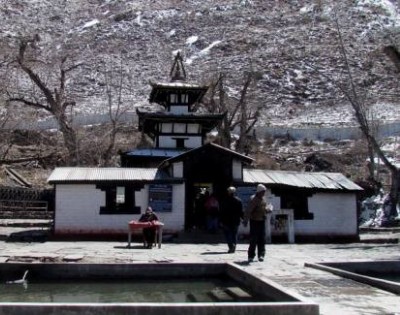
[305,260,400,295]
[0,262,319,315]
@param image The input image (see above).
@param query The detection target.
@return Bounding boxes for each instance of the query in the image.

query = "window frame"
[173,123,186,133]
[97,184,142,215]
[181,93,189,104]
[272,188,314,220]
[170,93,178,104]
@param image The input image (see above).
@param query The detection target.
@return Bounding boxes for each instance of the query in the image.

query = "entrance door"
[185,177,231,230]
[182,146,234,230]
[186,183,212,230]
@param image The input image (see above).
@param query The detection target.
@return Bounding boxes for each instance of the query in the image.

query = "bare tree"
[0,102,13,161]
[91,58,133,166]
[6,36,82,165]
[202,71,261,153]
[332,16,400,216]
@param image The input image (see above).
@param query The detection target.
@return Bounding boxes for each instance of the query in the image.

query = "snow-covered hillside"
[0,0,399,128]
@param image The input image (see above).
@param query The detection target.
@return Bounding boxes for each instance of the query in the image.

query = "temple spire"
[169,52,187,82]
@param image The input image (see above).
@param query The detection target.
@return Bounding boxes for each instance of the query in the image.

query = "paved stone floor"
[0,230,399,315]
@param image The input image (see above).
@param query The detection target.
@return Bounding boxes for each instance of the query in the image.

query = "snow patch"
[186,35,199,46]
[300,5,314,14]
[240,0,253,7]
[186,40,222,64]
[294,69,304,79]
[135,11,143,26]
[172,49,181,57]
[360,193,400,227]
[167,29,176,38]
[156,9,180,20]
[82,19,100,29]
[357,0,400,26]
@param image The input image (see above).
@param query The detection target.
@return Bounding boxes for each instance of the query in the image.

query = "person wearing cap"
[219,186,244,253]
[243,184,273,262]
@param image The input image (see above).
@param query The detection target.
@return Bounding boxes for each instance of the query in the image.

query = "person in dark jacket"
[219,186,243,253]
[204,191,219,233]
[139,206,159,249]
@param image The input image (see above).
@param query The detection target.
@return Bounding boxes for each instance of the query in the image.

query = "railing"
[0,200,48,212]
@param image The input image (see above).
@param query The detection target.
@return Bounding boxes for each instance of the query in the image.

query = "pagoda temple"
[121,52,225,167]
[47,53,362,242]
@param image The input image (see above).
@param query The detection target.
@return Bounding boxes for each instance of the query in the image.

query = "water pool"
[0,262,319,315]
[306,260,400,295]
[1,277,264,303]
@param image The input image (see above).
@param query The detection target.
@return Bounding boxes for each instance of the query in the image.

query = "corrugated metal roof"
[125,148,187,157]
[243,169,363,191]
[47,167,169,183]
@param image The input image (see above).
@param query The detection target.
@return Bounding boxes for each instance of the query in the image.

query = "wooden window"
[97,184,141,214]
[170,93,178,104]
[274,189,313,220]
[161,123,173,133]
[181,93,189,104]
[174,123,186,133]
[116,186,125,204]
[187,123,199,133]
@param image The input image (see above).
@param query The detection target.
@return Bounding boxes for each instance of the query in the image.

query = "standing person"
[193,189,207,230]
[139,206,159,249]
[219,186,243,253]
[243,184,273,262]
[204,191,219,233]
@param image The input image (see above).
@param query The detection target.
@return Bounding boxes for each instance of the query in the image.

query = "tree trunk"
[218,74,231,148]
[236,73,253,153]
[11,37,80,166]
[56,111,78,165]
[333,17,400,217]
[389,170,400,217]
[366,140,376,181]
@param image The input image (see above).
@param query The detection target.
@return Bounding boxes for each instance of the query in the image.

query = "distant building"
[48,53,362,242]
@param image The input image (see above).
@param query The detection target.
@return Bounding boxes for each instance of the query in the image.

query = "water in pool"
[1,277,264,303]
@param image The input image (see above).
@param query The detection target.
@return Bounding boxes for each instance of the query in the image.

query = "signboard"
[236,186,274,210]
[148,184,172,212]
[236,186,256,209]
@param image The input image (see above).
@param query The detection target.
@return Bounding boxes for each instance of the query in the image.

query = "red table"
[127,220,164,248]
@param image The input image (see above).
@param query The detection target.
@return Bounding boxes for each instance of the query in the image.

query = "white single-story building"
[47,143,363,242]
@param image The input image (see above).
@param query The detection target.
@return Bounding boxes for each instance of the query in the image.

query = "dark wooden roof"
[149,52,208,106]
[148,82,208,106]
[136,109,225,138]
[159,142,254,168]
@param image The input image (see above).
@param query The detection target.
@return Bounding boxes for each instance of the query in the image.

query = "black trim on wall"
[96,183,144,215]
[271,187,314,220]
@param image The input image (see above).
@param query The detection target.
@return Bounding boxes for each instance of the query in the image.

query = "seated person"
[139,207,159,249]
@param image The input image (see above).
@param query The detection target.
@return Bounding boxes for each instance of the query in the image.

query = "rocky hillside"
[0,0,399,190]
[1,0,400,128]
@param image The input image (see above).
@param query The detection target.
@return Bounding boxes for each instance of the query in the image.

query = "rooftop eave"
[149,82,209,105]
[158,142,254,169]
